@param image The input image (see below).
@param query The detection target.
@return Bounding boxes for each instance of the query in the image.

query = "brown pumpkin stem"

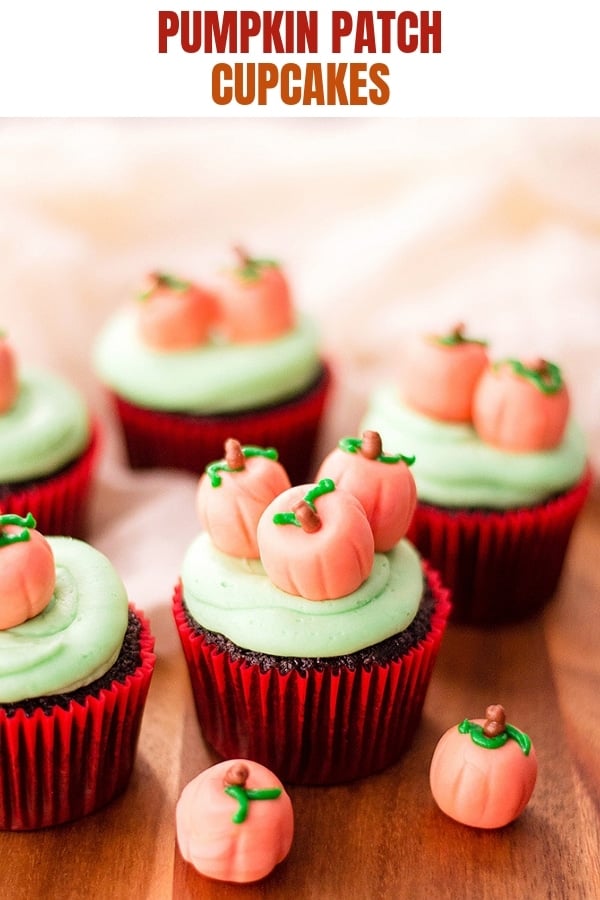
[361,430,382,460]
[292,499,321,533]
[224,763,249,788]
[233,245,250,268]
[483,704,506,738]
[224,438,245,471]
[529,357,550,376]
[452,322,465,339]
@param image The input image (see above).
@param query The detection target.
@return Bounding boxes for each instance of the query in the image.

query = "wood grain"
[2,492,599,900]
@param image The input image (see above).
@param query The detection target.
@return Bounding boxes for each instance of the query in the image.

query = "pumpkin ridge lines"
[238,503,258,556]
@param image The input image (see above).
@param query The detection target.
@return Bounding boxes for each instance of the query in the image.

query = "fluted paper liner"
[408,467,592,625]
[2,421,100,538]
[110,364,331,486]
[0,607,155,831]
[173,564,450,785]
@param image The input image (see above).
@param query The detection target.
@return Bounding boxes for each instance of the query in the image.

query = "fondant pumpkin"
[401,323,488,422]
[197,439,291,558]
[214,248,294,343]
[257,479,374,600]
[473,358,570,452]
[0,333,18,414]
[429,704,537,829]
[316,431,417,551]
[176,759,293,883]
[137,271,219,350]
[0,513,56,630]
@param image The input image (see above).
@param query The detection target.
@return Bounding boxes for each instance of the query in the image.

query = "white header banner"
[2,1,600,116]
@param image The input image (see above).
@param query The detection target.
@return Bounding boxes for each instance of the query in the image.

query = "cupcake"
[93,252,330,484]
[361,323,591,625]
[0,512,155,830]
[0,333,98,537]
[173,435,450,786]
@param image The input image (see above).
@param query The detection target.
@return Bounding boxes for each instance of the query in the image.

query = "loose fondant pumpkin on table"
[0,333,18,414]
[137,271,219,351]
[429,704,537,829]
[176,759,293,884]
[400,323,488,422]
[316,430,417,551]
[0,512,55,630]
[214,247,295,343]
[196,439,291,558]
[473,358,570,452]
[257,478,375,600]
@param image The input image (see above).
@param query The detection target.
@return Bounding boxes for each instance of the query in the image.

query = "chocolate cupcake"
[173,437,450,785]
[93,252,330,484]
[0,513,155,830]
[0,333,98,537]
[362,324,591,624]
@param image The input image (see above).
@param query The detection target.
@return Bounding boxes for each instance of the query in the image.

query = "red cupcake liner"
[407,467,593,626]
[109,363,331,485]
[172,565,451,786]
[2,420,100,538]
[0,606,155,831]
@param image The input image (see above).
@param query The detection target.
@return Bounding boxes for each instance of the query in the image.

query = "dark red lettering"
[421,11,442,53]
[239,11,261,52]
[398,12,419,53]
[180,11,201,53]
[158,11,178,53]
[331,11,353,53]
[263,12,284,52]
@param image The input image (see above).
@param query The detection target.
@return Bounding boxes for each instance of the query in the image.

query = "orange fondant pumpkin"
[473,358,570,452]
[401,324,488,422]
[257,479,374,600]
[316,431,417,552]
[137,271,219,350]
[214,248,294,343]
[0,513,55,630]
[429,704,537,829]
[197,439,291,559]
[176,759,293,884]
[0,333,18,414]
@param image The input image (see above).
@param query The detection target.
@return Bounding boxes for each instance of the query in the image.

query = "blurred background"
[0,116,598,490]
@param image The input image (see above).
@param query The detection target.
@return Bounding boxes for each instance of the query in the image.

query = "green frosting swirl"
[362,387,587,509]
[181,533,424,657]
[0,368,90,483]
[0,537,129,703]
[93,307,321,414]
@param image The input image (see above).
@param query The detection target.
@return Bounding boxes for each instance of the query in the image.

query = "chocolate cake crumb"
[0,611,142,718]
[182,582,437,674]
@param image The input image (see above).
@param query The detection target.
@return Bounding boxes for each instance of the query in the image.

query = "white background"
[1,0,600,116]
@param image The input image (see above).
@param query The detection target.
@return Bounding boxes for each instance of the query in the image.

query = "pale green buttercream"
[93,307,321,413]
[362,386,587,509]
[0,537,128,703]
[0,368,90,483]
[181,532,424,658]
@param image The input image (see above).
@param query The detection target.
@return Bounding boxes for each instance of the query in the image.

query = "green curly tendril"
[206,446,279,487]
[224,784,283,824]
[0,512,36,548]
[138,272,191,302]
[338,436,415,467]
[237,257,279,282]
[497,358,564,396]
[273,478,335,527]
[458,718,532,755]
[435,323,487,347]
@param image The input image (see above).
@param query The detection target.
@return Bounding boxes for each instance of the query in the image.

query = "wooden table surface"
[2,489,599,900]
